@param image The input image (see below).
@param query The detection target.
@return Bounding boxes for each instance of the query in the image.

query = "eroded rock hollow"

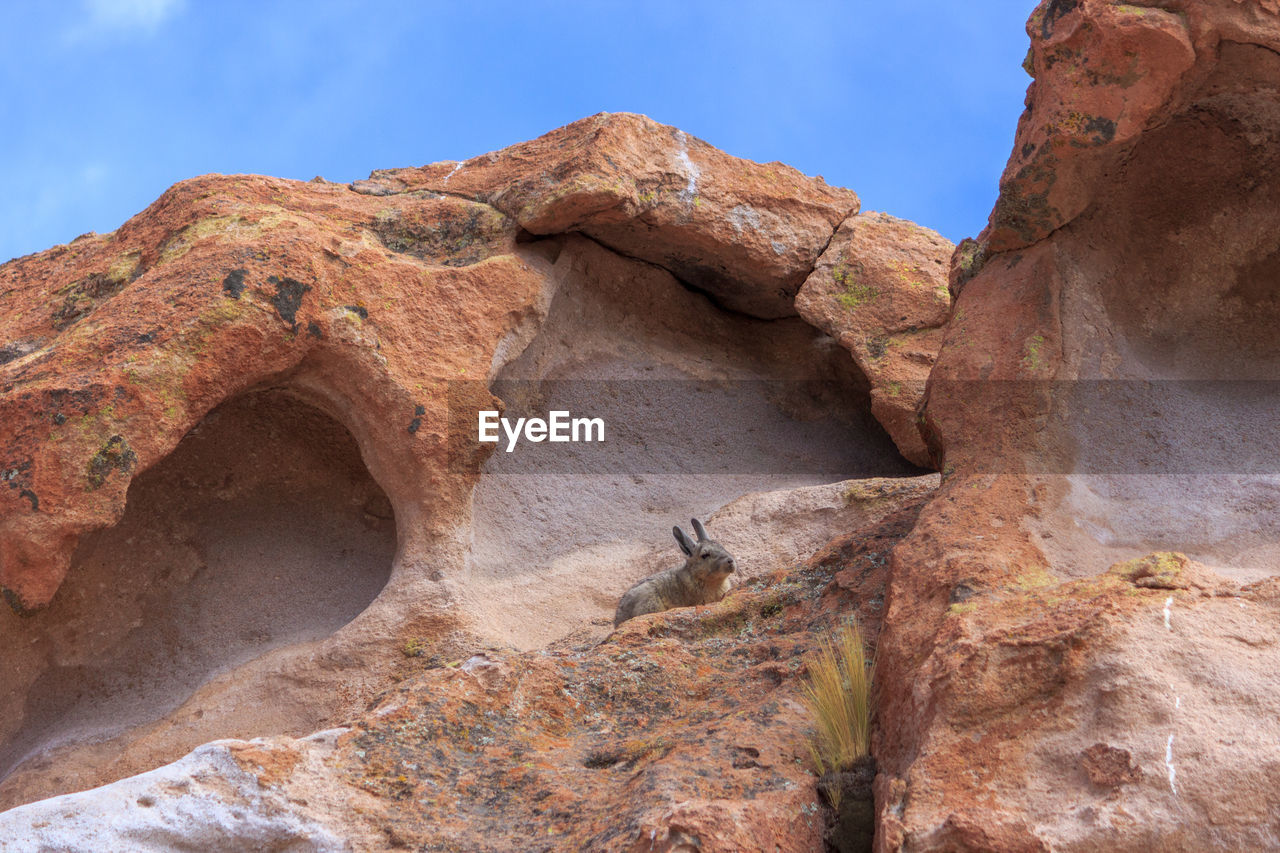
[466,234,921,649]
[0,110,952,843]
[0,390,395,808]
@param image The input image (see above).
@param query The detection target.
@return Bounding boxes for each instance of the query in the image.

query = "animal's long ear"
[673,526,695,556]
[691,518,708,542]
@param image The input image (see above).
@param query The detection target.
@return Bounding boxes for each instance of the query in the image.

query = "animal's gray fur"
[613,518,736,627]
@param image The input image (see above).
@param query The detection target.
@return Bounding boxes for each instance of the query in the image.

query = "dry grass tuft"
[802,618,873,805]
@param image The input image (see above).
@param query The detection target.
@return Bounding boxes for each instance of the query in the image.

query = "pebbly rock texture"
[795,212,953,467]
[0,483,938,852]
[0,112,943,816]
[874,1,1280,850]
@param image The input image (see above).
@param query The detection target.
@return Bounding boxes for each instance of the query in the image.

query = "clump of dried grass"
[802,619,873,806]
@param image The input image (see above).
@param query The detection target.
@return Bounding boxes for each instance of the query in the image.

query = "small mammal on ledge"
[614,518,736,627]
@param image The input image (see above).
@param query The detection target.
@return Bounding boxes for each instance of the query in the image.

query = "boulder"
[353,112,860,319]
[795,212,953,467]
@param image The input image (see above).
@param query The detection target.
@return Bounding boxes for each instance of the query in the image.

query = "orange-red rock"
[0,113,942,830]
[357,112,860,318]
[795,212,953,467]
[876,2,1280,850]
[0,176,533,612]
[0,496,936,852]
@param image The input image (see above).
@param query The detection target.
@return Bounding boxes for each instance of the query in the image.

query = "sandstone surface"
[872,1,1280,849]
[0,488,936,852]
[0,112,942,830]
[795,212,953,467]
[15,3,1280,840]
[353,112,860,318]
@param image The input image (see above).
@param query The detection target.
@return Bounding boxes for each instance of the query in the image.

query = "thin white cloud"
[81,162,110,186]
[73,0,184,38]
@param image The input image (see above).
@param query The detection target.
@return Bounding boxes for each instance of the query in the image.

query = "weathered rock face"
[0,112,943,817]
[0,731,380,853]
[0,389,401,810]
[0,175,534,612]
[9,6,1279,846]
[0,175,531,808]
[795,213,952,467]
[354,112,860,319]
[464,231,920,650]
[0,484,936,852]
[876,2,1280,849]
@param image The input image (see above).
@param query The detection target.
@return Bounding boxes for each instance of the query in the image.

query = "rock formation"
[0,110,949,844]
[0,485,934,850]
[874,1,1280,849]
[796,212,952,467]
[7,1,1278,845]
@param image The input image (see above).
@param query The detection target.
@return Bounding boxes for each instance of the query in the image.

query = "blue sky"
[0,0,1036,264]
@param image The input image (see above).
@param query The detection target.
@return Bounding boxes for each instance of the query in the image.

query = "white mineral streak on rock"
[729,204,762,237]
[675,131,700,204]
[442,160,465,184]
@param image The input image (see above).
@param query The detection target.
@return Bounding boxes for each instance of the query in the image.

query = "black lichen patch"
[267,275,311,327]
[46,387,97,415]
[990,145,1061,245]
[2,461,38,511]
[1041,0,1079,39]
[222,268,248,299]
[372,201,515,266]
[407,404,426,435]
[0,340,39,366]
[51,272,130,331]
[344,305,369,319]
[86,435,138,490]
[2,461,32,484]
[307,321,323,339]
[2,586,36,617]
[1079,115,1116,147]
[950,238,988,300]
